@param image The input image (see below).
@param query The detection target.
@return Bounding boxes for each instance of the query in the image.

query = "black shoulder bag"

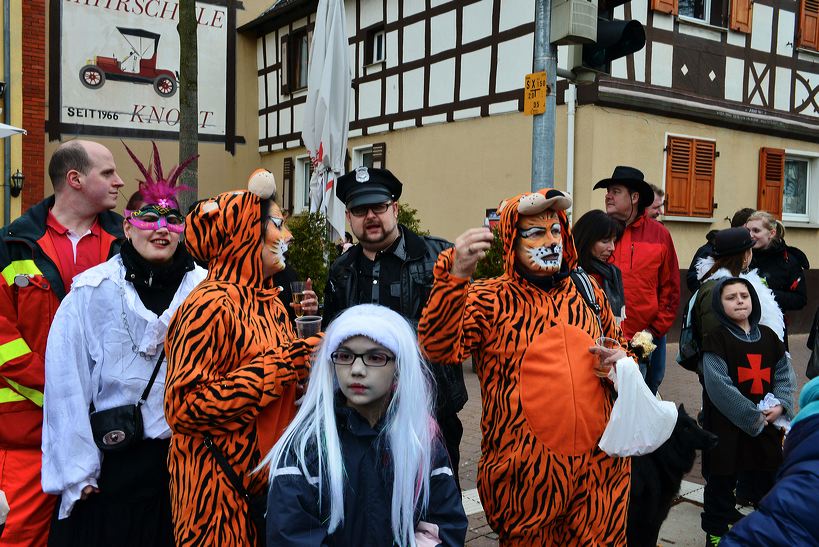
[204,435,267,546]
[89,350,165,452]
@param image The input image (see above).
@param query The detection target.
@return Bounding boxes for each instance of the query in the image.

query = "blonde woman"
[746,211,809,345]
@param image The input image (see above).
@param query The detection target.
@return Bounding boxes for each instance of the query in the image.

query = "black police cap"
[336,167,403,209]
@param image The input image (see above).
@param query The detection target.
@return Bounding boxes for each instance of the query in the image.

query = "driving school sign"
[54,0,232,141]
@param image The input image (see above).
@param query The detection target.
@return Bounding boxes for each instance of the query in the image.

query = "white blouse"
[41,255,205,519]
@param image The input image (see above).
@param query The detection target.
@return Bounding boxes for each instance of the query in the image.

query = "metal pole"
[4,0,11,224]
[531,0,557,191]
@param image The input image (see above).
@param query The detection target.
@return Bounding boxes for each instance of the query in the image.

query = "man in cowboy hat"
[322,166,469,489]
[594,166,680,394]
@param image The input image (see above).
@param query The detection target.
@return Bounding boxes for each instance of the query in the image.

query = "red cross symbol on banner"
[737,354,769,395]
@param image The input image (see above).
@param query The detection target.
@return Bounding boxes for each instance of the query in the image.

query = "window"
[294,155,313,213]
[799,0,819,50]
[352,142,387,169]
[664,136,716,218]
[651,0,751,32]
[679,0,710,21]
[281,27,310,94]
[365,25,386,65]
[784,158,809,219]
[759,148,819,222]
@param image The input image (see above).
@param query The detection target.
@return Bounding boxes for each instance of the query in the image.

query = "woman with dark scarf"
[746,210,809,348]
[41,144,205,547]
[573,209,626,325]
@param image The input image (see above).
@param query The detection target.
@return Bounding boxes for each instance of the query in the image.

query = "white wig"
[261,304,436,546]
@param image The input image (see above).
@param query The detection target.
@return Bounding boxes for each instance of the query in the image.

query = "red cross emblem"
[737,354,769,395]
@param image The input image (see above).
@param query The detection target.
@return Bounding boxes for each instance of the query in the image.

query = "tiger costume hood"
[186,191,282,289]
[496,188,576,283]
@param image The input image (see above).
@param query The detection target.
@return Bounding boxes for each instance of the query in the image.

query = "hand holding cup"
[589,336,627,378]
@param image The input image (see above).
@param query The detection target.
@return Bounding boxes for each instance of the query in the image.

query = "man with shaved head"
[0,140,125,546]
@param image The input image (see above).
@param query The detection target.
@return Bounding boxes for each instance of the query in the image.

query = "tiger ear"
[248,169,277,199]
[199,200,219,215]
[496,199,509,214]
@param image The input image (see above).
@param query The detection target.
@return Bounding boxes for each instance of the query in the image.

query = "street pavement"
[458,334,813,546]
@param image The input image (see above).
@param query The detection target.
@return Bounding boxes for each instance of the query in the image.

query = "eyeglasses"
[330,350,394,367]
[348,202,392,218]
[267,216,285,229]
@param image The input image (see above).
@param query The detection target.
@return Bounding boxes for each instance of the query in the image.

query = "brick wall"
[21,0,46,210]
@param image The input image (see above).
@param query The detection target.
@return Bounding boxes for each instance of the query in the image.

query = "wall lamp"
[9,169,24,198]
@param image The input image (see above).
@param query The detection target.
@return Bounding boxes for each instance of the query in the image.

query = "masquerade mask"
[126,205,185,233]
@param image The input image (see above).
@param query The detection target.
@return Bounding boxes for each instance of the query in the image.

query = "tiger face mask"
[514,209,563,276]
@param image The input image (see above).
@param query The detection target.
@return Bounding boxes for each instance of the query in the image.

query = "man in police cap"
[594,165,680,395]
[323,166,468,487]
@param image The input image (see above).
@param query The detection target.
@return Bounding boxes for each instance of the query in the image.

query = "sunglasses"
[348,202,392,218]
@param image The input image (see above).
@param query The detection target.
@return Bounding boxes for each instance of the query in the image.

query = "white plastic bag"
[598,358,678,457]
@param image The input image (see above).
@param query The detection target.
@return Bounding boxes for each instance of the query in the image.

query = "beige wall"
[570,105,819,267]
[259,102,818,269]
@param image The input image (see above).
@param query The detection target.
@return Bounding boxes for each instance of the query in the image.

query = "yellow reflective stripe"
[0,338,32,367]
[0,387,27,403]
[2,377,44,407]
[1,260,43,286]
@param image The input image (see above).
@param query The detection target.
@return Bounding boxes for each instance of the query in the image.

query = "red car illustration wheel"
[80,65,106,89]
[154,75,177,97]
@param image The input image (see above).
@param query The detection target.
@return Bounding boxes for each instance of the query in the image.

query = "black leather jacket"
[322,225,467,415]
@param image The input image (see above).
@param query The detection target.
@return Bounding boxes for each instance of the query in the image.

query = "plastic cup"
[594,337,622,378]
[595,336,622,350]
[295,315,322,338]
[290,281,307,317]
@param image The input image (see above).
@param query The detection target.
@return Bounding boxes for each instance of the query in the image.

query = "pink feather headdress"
[122,141,197,212]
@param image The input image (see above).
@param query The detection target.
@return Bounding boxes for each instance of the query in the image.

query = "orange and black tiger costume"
[418,189,632,545]
[164,190,315,546]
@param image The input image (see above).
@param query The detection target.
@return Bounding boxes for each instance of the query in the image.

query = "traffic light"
[554,0,646,80]
[582,1,645,72]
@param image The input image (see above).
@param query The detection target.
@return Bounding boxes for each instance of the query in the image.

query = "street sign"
[523,71,548,115]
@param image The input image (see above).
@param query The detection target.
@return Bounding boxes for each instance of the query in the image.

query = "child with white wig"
[262,304,467,546]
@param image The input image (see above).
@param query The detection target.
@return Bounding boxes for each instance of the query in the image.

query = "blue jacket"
[721,414,819,545]
[266,399,467,546]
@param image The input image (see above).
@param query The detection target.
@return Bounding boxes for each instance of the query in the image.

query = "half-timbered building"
[246,0,819,328]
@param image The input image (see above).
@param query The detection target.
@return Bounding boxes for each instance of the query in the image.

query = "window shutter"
[283,157,294,213]
[799,0,819,50]
[730,0,753,33]
[281,35,291,95]
[758,148,785,220]
[371,142,387,168]
[651,0,678,15]
[691,141,715,217]
[665,137,692,216]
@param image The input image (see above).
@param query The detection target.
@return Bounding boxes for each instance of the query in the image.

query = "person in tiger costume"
[164,170,321,546]
[418,188,632,545]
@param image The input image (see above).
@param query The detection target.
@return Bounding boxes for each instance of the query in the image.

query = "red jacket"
[610,214,680,339]
[0,197,122,448]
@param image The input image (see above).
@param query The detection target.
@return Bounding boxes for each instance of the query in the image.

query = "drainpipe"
[3,0,11,224]
[565,83,576,213]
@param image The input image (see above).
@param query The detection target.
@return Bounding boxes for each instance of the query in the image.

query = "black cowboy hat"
[593,166,655,209]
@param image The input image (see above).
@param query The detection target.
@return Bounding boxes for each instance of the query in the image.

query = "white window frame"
[352,145,375,169]
[783,149,819,224]
[678,0,713,24]
[371,29,386,64]
[294,154,312,214]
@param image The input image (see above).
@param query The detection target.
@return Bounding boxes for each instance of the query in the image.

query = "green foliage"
[473,227,505,280]
[285,211,338,299]
[397,202,429,236]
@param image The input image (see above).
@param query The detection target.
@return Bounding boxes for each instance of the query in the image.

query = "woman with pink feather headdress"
[41,142,206,547]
